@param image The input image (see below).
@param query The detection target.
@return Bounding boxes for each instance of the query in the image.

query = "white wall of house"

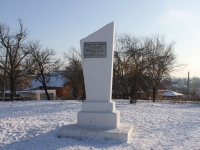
[18,90,56,100]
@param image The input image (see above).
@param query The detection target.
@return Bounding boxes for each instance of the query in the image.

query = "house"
[157,90,170,100]
[0,69,36,97]
[23,71,84,100]
[161,91,184,100]
[1,70,83,100]
[18,90,56,100]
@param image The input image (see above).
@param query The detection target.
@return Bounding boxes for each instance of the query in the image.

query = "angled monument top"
[80,22,115,43]
[82,22,114,58]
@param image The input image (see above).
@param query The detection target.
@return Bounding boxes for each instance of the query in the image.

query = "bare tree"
[29,42,63,100]
[144,34,178,102]
[63,47,85,100]
[114,34,150,103]
[0,19,30,100]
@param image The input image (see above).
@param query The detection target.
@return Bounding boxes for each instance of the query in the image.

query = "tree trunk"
[129,96,133,103]
[129,88,137,104]
[43,84,51,100]
[83,85,86,98]
[2,80,5,101]
[82,85,86,102]
[152,87,157,102]
[2,51,8,101]
[73,86,77,98]
[129,76,139,104]
[10,77,15,101]
[129,96,137,104]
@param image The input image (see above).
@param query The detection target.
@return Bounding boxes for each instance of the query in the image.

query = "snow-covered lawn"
[0,100,200,150]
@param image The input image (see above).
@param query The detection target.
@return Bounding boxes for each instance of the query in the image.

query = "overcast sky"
[1,0,200,77]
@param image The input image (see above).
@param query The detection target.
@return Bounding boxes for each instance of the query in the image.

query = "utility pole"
[187,71,190,99]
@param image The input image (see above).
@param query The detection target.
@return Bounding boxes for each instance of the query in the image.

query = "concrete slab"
[59,123,133,142]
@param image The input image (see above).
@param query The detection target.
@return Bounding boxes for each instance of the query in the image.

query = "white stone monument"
[59,22,133,142]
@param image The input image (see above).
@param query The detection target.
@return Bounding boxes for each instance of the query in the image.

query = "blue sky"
[1,0,200,77]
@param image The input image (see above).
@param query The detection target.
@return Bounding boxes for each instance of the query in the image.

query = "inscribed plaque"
[84,42,106,58]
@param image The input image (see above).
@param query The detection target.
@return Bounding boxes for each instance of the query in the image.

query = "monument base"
[77,110,120,128]
[59,123,133,142]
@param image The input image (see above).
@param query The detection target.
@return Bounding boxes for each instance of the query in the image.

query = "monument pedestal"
[59,22,133,142]
[59,123,133,142]
[78,100,120,128]
[59,100,133,142]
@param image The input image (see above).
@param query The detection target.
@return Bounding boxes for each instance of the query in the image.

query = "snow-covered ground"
[0,100,200,150]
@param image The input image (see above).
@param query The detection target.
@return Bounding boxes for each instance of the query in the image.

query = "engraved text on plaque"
[84,42,106,58]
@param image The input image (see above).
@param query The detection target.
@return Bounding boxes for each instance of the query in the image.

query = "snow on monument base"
[59,123,133,142]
